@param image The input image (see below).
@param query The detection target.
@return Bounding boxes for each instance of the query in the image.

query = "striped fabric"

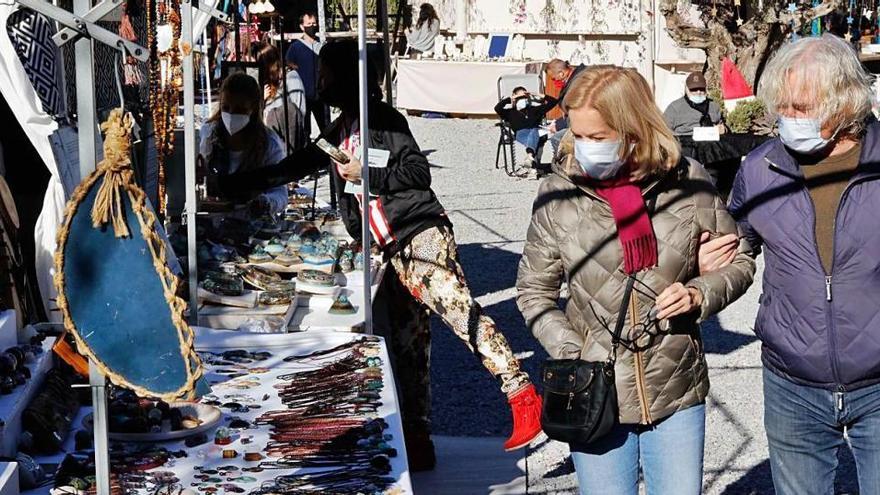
[340,121,396,248]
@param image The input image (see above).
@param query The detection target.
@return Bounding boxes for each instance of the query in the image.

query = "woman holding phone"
[216,40,545,471]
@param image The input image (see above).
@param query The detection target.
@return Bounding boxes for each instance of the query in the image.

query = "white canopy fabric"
[0,3,64,321]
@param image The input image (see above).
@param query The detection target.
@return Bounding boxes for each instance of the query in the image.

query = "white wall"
[418,0,706,105]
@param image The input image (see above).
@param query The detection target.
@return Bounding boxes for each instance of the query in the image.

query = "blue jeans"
[763,367,880,495]
[515,128,541,154]
[570,404,705,495]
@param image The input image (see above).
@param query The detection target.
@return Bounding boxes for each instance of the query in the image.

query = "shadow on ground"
[702,315,758,355]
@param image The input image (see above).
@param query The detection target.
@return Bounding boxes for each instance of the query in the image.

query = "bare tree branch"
[659,0,712,49]
[781,0,845,30]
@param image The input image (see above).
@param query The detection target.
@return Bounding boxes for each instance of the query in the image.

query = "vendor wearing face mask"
[285,11,327,137]
[198,72,288,216]
[494,86,558,167]
[663,72,726,137]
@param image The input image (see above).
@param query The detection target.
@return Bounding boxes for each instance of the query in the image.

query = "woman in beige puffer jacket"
[516,67,755,495]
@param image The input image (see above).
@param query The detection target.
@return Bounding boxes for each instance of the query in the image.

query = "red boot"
[503,384,544,451]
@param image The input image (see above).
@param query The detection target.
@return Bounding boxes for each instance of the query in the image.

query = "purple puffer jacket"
[729,123,880,392]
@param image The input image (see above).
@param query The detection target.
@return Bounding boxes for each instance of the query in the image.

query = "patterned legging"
[389,226,530,394]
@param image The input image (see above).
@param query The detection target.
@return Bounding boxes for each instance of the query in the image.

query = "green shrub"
[727,98,767,134]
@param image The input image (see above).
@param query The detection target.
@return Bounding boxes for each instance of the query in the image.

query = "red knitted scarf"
[595,176,658,274]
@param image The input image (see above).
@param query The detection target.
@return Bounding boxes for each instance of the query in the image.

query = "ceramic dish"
[83,402,222,442]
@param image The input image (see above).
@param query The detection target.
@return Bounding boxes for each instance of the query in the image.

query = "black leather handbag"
[540,276,635,445]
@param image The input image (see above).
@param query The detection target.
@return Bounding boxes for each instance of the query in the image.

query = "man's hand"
[546,122,557,134]
[697,231,738,275]
[717,123,727,135]
[654,283,703,320]
[337,149,363,183]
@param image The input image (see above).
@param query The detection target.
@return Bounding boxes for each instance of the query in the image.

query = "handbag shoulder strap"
[608,275,636,363]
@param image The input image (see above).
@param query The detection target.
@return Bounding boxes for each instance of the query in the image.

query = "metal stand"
[12,0,148,492]
[89,362,111,494]
[274,14,292,153]
[182,0,226,325]
[357,0,373,335]
[182,0,199,326]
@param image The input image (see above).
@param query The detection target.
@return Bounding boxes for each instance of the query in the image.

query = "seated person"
[663,71,726,136]
[255,42,307,152]
[544,59,588,155]
[198,73,288,216]
[406,3,440,57]
[494,86,558,167]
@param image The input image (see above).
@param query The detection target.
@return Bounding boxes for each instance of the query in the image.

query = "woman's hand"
[697,231,738,275]
[654,283,703,320]
[337,150,363,183]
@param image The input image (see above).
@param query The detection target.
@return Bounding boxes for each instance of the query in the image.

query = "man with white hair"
[726,33,880,494]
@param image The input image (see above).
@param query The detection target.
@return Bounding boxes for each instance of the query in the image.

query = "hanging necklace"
[147,0,182,215]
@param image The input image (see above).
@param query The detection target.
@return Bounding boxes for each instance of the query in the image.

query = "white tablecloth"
[396,60,544,114]
[26,331,412,495]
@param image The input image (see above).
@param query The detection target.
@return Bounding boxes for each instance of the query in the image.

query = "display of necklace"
[241,338,397,493]
[147,0,183,215]
[52,446,179,494]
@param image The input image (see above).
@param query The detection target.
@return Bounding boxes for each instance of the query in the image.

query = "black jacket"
[554,64,588,131]
[217,100,450,256]
[494,95,558,132]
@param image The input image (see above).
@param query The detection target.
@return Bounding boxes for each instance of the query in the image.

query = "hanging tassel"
[119,12,137,41]
[91,109,135,238]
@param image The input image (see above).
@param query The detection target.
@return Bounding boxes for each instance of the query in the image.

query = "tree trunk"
[660,0,844,93]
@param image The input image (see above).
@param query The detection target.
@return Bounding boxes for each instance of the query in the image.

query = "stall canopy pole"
[357,0,373,335]
[317,0,327,43]
[71,0,110,487]
[182,0,199,325]
[380,0,392,104]
[181,0,226,326]
[276,14,292,153]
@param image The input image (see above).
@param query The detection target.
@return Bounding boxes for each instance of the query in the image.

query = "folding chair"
[495,73,544,177]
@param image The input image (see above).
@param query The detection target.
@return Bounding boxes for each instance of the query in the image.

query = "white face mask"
[222,112,251,135]
[777,116,833,154]
[574,139,630,180]
[688,93,707,104]
[515,98,529,111]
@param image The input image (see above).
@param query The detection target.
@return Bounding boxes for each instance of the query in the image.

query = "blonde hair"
[758,34,872,138]
[562,67,680,180]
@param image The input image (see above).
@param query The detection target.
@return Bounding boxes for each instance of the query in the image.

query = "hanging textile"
[6,9,65,117]
[0,3,67,321]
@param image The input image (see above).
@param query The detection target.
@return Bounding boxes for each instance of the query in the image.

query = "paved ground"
[395,116,860,494]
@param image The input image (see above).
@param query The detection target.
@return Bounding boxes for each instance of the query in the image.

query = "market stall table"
[396,59,544,115]
[287,264,387,332]
[24,330,412,495]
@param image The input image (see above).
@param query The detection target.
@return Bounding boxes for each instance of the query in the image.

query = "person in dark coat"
[710,34,880,495]
[494,86,557,167]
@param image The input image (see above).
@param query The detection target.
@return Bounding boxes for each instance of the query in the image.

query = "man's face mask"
[777,117,836,155]
[303,25,318,38]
